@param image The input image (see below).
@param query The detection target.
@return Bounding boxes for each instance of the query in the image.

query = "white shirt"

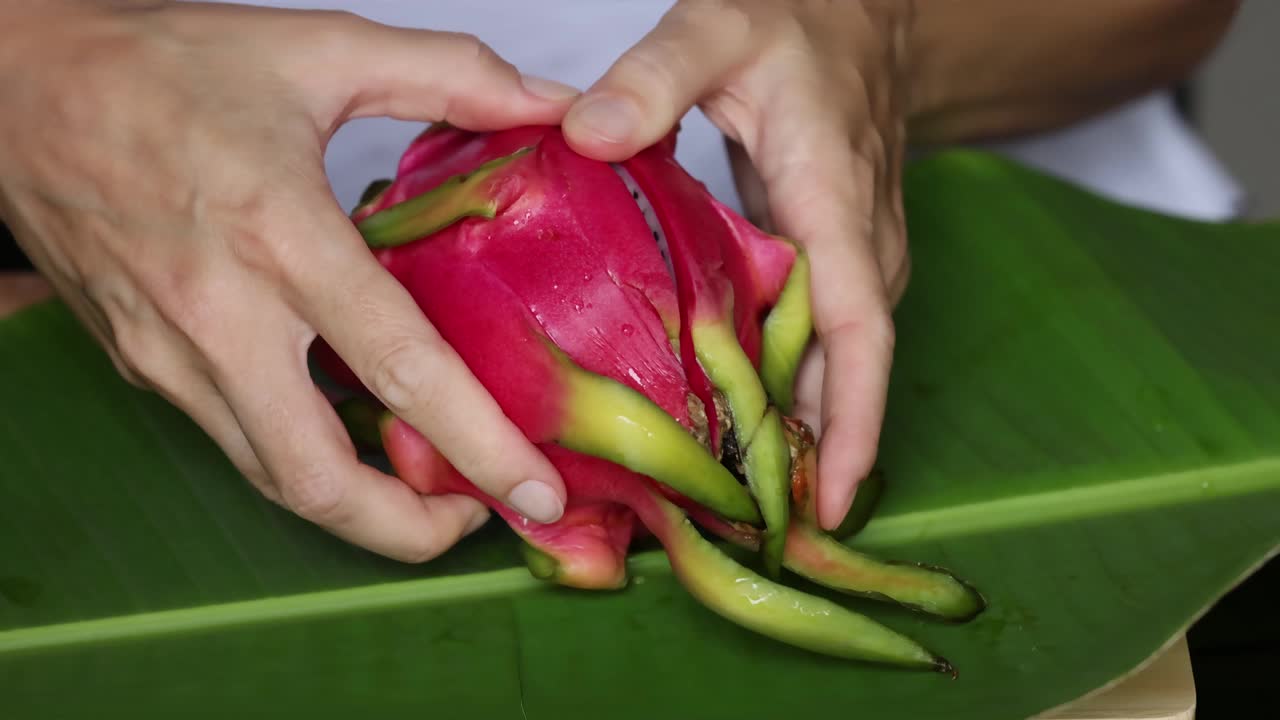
[228,0,1244,221]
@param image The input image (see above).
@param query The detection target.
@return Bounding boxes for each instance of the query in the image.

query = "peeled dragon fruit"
[316,123,984,673]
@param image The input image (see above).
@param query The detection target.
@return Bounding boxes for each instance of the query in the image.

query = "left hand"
[562,0,914,530]
[0,272,52,318]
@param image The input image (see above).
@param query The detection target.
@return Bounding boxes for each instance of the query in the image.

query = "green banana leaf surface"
[1,149,1277,719]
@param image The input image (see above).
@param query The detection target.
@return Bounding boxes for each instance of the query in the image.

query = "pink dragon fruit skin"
[350,125,807,568]
[351,127,764,524]
[318,124,983,670]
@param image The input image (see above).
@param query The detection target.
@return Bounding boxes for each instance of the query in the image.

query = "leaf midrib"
[2,456,1277,656]
[855,456,1280,545]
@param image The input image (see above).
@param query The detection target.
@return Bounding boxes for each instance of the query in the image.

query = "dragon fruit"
[317,123,983,672]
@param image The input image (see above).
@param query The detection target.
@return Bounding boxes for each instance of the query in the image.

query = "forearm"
[906,0,1241,144]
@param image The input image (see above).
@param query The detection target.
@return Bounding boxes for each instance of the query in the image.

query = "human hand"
[0,1,582,561]
[562,0,914,529]
[0,272,52,318]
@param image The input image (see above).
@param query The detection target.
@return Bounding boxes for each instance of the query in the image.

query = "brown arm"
[907,0,1242,144]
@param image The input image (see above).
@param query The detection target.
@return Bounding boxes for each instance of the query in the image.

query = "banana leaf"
[1,149,1277,719]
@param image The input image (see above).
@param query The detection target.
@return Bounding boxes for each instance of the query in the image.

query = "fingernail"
[827,486,858,531]
[507,480,564,524]
[521,74,581,101]
[570,94,638,143]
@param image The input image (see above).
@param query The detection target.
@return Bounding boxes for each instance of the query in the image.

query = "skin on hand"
[0,272,53,318]
[0,0,584,563]
[561,0,1240,530]
[563,0,914,530]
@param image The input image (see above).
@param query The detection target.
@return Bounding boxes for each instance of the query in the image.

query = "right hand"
[0,0,580,562]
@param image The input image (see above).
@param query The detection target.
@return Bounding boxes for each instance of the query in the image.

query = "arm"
[908,0,1242,143]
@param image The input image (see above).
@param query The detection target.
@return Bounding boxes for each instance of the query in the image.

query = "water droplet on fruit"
[621,324,635,336]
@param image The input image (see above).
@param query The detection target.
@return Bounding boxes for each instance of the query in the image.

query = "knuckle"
[678,0,753,39]
[398,535,449,565]
[107,318,168,389]
[273,11,373,87]
[614,46,685,116]
[313,8,364,25]
[859,133,888,176]
[142,266,221,342]
[236,460,282,505]
[224,196,342,294]
[442,31,503,68]
[255,483,287,509]
[881,235,910,283]
[890,252,912,305]
[827,310,895,358]
[280,463,348,524]
[225,218,319,294]
[109,350,152,390]
[131,273,244,372]
[452,453,512,494]
[306,9,375,45]
[166,299,222,356]
[872,312,896,355]
[846,148,878,195]
[224,206,284,279]
[762,8,807,50]
[368,338,441,415]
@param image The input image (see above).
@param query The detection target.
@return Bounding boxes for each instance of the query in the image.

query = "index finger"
[561,0,760,159]
[208,303,492,563]
[280,200,568,526]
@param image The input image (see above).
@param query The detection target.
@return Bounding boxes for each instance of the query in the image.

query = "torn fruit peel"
[316,124,984,672]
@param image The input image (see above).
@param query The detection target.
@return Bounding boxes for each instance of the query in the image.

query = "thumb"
[561,3,757,160]
[289,16,580,130]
